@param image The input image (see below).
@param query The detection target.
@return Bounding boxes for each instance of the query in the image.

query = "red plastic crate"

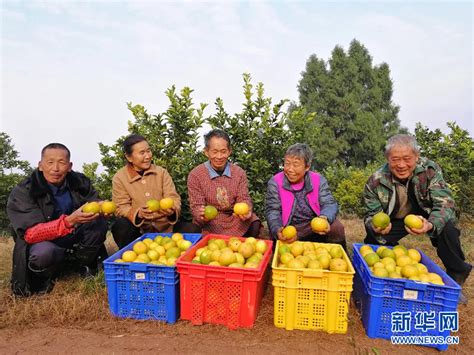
[176,234,273,329]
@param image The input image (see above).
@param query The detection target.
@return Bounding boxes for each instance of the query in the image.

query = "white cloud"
[1,1,472,170]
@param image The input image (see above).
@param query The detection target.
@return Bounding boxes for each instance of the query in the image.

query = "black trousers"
[364,219,472,284]
[29,218,108,272]
[112,217,202,249]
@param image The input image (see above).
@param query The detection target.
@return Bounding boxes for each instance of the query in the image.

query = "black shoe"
[29,274,55,294]
[449,266,472,286]
[79,265,98,278]
[459,291,468,305]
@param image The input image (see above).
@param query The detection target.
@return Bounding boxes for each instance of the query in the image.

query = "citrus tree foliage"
[0,132,32,233]
[324,161,382,217]
[84,75,301,221]
[415,122,474,215]
[83,87,206,221]
[207,73,299,217]
[291,39,405,171]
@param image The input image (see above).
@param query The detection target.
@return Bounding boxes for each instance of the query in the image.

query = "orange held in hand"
[101,200,117,214]
[311,217,329,233]
[159,197,174,210]
[404,214,423,229]
[82,201,101,214]
[281,225,297,240]
[372,211,390,229]
[146,199,160,212]
[204,205,218,220]
[233,202,249,216]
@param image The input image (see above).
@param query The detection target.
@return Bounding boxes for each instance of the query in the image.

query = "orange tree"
[83,74,305,221]
[415,122,474,216]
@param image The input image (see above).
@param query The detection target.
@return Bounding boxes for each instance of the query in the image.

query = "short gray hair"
[285,143,313,167]
[384,134,420,157]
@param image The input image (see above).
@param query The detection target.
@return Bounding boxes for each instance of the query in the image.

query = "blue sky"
[1,0,472,170]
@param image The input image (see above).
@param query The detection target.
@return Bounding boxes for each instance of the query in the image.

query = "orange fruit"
[329,246,343,259]
[290,242,304,257]
[278,244,291,256]
[310,217,329,233]
[146,199,160,212]
[281,226,297,240]
[307,260,322,269]
[287,259,305,269]
[396,255,412,267]
[171,233,184,242]
[199,250,212,265]
[317,254,331,269]
[166,247,181,259]
[204,205,218,220]
[407,249,422,263]
[393,245,408,258]
[233,202,250,216]
[359,245,374,257]
[401,264,419,278]
[133,241,148,254]
[83,201,100,214]
[219,250,237,266]
[329,258,348,272]
[100,200,116,214]
[404,214,423,229]
[372,211,390,229]
[363,252,380,266]
[280,253,294,265]
[381,248,396,260]
[159,198,174,210]
[122,250,137,262]
[373,267,389,278]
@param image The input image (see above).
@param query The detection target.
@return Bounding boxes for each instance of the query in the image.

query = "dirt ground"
[0,218,473,354]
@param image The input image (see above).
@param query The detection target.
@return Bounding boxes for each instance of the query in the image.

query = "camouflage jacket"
[363,157,456,237]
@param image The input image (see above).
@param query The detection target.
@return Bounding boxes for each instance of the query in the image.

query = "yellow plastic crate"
[272,241,355,333]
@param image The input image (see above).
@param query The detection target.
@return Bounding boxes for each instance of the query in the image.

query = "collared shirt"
[48,181,73,218]
[204,161,231,179]
[392,175,413,219]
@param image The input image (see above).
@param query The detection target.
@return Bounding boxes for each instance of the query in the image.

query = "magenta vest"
[274,171,321,225]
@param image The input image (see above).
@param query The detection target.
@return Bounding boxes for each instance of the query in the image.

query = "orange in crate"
[176,234,273,329]
[272,240,355,333]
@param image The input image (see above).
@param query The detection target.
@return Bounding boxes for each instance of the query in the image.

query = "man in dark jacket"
[363,135,471,295]
[7,143,108,296]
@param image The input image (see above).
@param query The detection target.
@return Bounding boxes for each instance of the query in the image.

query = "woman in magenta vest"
[265,143,346,249]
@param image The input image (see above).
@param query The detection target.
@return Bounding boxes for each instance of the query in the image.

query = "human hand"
[373,222,392,235]
[236,209,252,222]
[66,203,100,226]
[277,227,297,243]
[157,208,175,218]
[197,205,210,222]
[405,216,433,235]
[138,206,157,220]
[314,215,331,235]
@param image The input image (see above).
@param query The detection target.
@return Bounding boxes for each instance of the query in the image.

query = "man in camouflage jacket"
[363,135,471,286]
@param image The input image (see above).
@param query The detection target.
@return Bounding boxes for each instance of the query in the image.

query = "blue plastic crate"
[103,233,201,322]
[352,243,461,351]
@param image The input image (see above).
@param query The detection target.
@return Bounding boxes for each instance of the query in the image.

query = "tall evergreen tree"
[290,39,405,170]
